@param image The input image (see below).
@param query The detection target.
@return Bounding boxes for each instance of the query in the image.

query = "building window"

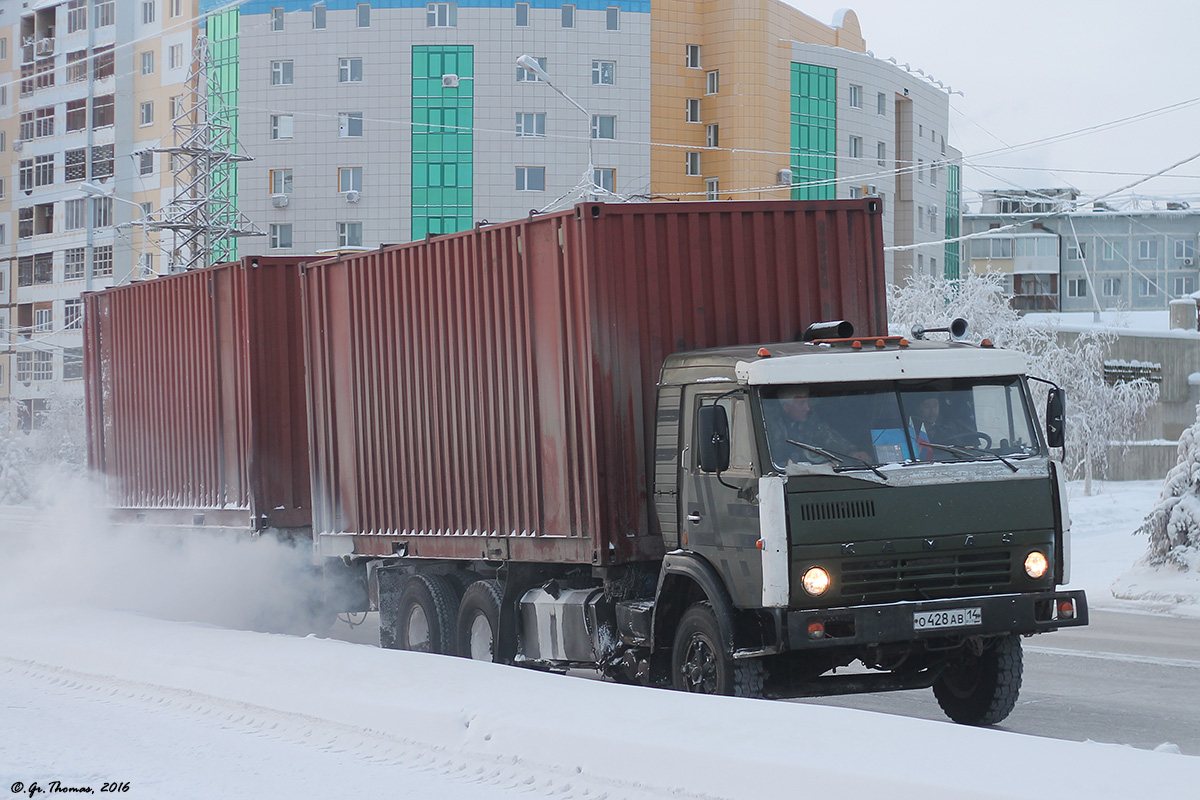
[848,135,862,159]
[339,58,363,83]
[917,157,925,181]
[66,51,88,82]
[338,167,363,193]
[1174,239,1196,260]
[515,166,545,191]
[64,248,86,281]
[142,1,156,24]
[92,197,113,228]
[686,98,700,123]
[706,124,719,148]
[561,4,575,28]
[19,112,34,141]
[357,3,371,27]
[16,207,32,239]
[1068,243,1086,260]
[515,2,529,26]
[1139,276,1158,296]
[705,177,719,200]
[271,114,294,140]
[270,224,293,249]
[517,56,546,81]
[95,0,115,27]
[593,168,615,192]
[19,160,33,192]
[592,60,615,86]
[427,3,457,27]
[65,148,87,181]
[68,0,88,33]
[34,154,54,187]
[916,206,924,230]
[65,198,87,231]
[1067,278,1087,297]
[140,202,153,219]
[140,101,154,126]
[877,141,886,166]
[591,115,615,139]
[65,299,83,331]
[91,144,115,178]
[686,44,701,69]
[1174,276,1194,296]
[606,6,619,30]
[848,84,862,109]
[515,112,545,137]
[931,162,939,187]
[337,222,363,247]
[170,0,182,17]
[33,352,53,382]
[142,51,155,75]
[35,106,54,138]
[1102,241,1120,261]
[169,43,184,69]
[271,6,284,31]
[64,348,84,381]
[271,60,294,86]
[1138,239,1159,260]
[685,152,700,177]
[706,70,719,95]
[849,186,862,199]
[94,245,114,277]
[270,169,293,195]
[93,94,115,127]
[94,45,115,79]
[170,96,184,118]
[338,112,363,138]
[877,91,887,115]
[313,3,326,29]
[0,178,4,199]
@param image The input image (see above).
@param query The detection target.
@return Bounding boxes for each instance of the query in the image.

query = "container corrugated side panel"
[83,258,310,527]
[306,200,884,566]
[578,200,887,561]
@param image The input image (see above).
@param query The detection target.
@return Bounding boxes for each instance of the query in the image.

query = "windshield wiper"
[787,440,888,480]
[924,442,1018,473]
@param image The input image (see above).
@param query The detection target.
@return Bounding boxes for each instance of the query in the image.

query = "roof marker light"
[981,338,995,348]
[851,341,862,350]
[898,338,910,347]
[758,347,772,357]
[875,339,886,348]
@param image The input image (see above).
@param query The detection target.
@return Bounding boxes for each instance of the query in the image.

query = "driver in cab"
[764,386,871,468]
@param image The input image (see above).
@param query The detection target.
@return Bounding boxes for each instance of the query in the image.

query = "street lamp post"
[79,183,153,286]
[516,54,621,209]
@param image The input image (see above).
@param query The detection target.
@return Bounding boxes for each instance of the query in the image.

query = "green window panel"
[412,45,474,241]
[944,164,962,279]
[206,7,242,262]
[790,63,836,201]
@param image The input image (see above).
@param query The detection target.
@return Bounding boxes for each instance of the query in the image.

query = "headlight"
[1024,551,1049,579]
[802,566,831,596]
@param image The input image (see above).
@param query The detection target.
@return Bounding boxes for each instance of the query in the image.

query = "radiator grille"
[841,550,1012,601]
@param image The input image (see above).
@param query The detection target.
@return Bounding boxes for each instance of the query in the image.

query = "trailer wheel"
[933,634,1023,726]
[456,579,504,661]
[671,603,764,698]
[395,574,460,656]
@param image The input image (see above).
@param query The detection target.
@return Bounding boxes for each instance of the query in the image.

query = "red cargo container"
[302,200,885,566]
[84,256,311,531]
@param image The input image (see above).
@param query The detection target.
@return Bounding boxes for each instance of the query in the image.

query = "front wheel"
[671,603,764,698]
[933,634,1023,725]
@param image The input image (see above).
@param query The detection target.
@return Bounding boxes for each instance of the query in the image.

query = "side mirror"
[1046,387,1066,448]
[697,404,731,473]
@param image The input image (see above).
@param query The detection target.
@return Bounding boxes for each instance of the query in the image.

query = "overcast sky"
[784,1,1200,210]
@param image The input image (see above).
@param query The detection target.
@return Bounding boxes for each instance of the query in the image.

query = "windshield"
[760,377,1040,470]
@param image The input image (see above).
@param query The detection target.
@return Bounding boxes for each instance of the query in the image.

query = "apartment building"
[965,189,1200,313]
[0,0,198,429]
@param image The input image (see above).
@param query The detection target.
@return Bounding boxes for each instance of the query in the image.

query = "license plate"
[913,607,982,631]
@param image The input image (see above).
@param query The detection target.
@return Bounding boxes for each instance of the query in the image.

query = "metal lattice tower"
[147,37,262,272]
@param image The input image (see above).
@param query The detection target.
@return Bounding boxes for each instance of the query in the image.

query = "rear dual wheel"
[394,573,460,655]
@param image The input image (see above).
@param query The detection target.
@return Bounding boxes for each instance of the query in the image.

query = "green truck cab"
[638,332,1085,723]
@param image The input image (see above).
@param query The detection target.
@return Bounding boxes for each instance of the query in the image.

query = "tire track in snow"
[0,656,713,800]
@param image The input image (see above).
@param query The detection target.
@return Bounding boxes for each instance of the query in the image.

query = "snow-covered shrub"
[0,390,88,506]
[888,272,1158,490]
[1136,404,1200,571]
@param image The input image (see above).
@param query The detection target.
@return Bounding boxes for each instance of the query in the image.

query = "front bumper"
[784,589,1088,650]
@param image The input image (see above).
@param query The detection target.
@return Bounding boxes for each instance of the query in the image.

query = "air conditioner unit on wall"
[271,194,289,208]
[1185,257,1195,267]
[441,74,459,88]
[344,190,361,203]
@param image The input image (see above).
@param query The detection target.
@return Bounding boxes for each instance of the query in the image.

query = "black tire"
[456,579,504,661]
[671,603,764,698]
[395,574,460,655]
[933,634,1023,726]
[445,569,479,598]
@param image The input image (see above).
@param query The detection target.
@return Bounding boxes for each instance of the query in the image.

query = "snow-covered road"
[2,480,1199,799]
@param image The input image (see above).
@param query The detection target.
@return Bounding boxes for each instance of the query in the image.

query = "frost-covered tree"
[0,390,88,505]
[889,272,1158,492]
[1136,405,1200,571]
